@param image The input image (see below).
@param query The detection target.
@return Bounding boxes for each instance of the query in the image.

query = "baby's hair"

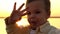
[26,0,50,16]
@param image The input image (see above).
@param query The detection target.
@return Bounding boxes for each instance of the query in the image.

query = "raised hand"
[8,2,28,24]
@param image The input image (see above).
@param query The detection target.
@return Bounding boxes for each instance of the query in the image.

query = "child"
[5,0,60,34]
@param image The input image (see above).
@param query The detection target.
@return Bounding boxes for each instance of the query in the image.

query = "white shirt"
[30,29,36,34]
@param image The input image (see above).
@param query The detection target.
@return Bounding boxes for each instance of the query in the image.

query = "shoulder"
[48,26,60,34]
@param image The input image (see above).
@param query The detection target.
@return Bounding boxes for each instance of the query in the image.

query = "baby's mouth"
[30,21,37,25]
[29,21,38,29]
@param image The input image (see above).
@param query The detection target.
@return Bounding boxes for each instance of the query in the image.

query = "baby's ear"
[47,10,51,18]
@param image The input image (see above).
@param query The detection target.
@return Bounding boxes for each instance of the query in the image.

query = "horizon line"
[0,17,60,18]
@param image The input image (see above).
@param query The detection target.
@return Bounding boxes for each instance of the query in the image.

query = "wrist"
[5,17,16,25]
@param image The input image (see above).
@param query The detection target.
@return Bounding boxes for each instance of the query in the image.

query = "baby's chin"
[30,24,40,28]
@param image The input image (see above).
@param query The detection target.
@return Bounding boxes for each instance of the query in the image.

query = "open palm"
[8,2,28,24]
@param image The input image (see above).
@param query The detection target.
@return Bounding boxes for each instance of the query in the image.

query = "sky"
[0,0,60,34]
[51,0,60,17]
[0,0,60,17]
[0,0,26,17]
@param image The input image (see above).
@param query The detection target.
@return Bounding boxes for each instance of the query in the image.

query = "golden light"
[50,0,60,17]
[0,0,60,34]
[16,17,30,27]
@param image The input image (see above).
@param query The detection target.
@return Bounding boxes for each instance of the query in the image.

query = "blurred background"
[0,0,60,34]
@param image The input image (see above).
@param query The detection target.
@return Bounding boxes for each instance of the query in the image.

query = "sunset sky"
[0,0,60,34]
[0,0,60,17]
[0,0,26,17]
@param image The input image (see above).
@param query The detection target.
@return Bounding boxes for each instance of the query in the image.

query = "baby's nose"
[30,14,36,19]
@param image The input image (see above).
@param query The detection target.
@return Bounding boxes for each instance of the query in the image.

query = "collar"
[29,21,51,33]
[40,21,50,29]
[40,21,51,32]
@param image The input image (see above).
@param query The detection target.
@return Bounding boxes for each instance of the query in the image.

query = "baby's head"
[26,0,50,29]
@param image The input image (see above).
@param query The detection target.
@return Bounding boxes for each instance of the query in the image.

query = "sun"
[16,17,30,27]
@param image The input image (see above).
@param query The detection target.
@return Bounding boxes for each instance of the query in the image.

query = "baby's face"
[26,1,49,28]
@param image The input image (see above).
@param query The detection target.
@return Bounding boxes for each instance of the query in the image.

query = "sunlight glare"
[16,18,30,27]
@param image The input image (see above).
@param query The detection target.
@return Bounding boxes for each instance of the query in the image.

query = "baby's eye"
[35,10,41,14]
[27,11,31,15]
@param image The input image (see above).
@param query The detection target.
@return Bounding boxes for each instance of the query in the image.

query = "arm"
[5,17,20,34]
[5,17,29,34]
[5,2,28,34]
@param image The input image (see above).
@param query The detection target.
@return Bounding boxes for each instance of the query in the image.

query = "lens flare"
[16,18,30,27]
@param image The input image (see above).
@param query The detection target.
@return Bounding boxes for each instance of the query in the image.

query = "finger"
[17,3,25,10]
[21,7,29,13]
[22,12,27,16]
[13,2,16,10]
[21,7,29,16]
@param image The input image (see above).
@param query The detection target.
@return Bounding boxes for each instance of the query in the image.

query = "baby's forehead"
[26,1,45,8]
[26,1,45,11]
